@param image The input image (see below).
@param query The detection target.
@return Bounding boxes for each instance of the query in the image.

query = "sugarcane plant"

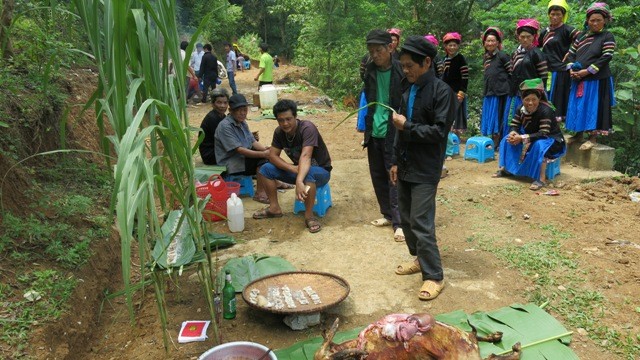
[72,0,220,350]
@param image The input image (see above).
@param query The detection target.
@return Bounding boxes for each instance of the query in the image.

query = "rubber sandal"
[418,280,444,301]
[394,228,405,242]
[371,218,391,227]
[395,261,420,275]
[492,169,510,178]
[529,180,545,191]
[579,141,595,151]
[277,182,295,190]
[305,217,321,233]
[252,207,283,219]
[252,195,270,204]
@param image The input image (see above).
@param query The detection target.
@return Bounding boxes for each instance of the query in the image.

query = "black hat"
[401,35,437,59]
[366,29,392,45]
[229,94,249,110]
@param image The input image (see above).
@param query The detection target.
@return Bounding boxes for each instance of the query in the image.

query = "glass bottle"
[222,270,236,319]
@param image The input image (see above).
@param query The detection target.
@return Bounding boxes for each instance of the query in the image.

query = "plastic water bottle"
[226,193,244,232]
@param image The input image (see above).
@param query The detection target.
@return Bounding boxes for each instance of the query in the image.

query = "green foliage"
[236,32,263,61]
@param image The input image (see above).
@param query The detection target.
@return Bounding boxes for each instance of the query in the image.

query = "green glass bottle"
[222,270,236,319]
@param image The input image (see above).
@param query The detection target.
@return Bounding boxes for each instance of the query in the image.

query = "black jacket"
[363,58,406,151]
[483,50,512,97]
[393,70,456,184]
[200,52,219,79]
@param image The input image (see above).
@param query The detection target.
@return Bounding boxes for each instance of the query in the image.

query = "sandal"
[371,218,391,227]
[394,228,405,242]
[395,261,420,275]
[305,217,322,233]
[252,195,270,204]
[252,207,283,219]
[440,168,449,179]
[529,180,545,191]
[492,169,510,178]
[418,280,445,301]
[277,181,295,190]
[579,141,595,151]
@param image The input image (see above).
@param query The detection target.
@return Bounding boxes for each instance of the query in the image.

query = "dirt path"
[38,66,639,360]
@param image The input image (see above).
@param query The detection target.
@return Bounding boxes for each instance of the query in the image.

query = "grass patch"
[472,225,639,359]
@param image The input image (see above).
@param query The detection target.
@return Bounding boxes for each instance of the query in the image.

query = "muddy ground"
[30,66,640,360]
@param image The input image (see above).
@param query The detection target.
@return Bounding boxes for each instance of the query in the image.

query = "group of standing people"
[359,0,616,302]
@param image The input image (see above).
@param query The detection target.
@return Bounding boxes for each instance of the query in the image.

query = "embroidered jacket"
[510,46,548,96]
[483,50,512,97]
[539,24,580,72]
[438,53,469,93]
[565,30,615,80]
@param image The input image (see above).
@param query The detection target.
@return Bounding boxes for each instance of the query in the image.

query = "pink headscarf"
[423,34,439,46]
[516,19,540,47]
[482,27,503,50]
[442,32,462,44]
[387,28,402,39]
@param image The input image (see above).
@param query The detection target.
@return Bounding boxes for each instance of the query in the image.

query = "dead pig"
[315,313,521,360]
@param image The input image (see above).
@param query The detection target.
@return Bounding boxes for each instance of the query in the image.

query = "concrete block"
[283,312,321,330]
[564,138,615,171]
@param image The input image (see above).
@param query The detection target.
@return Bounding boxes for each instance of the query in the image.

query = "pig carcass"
[314,313,521,360]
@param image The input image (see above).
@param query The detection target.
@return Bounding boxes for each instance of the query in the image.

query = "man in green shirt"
[254,42,274,88]
[362,29,406,242]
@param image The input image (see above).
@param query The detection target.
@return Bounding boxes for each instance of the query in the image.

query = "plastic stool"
[223,175,255,197]
[447,133,460,156]
[293,183,332,217]
[545,159,561,180]
[463,136,495,163]
[244,60,251,70]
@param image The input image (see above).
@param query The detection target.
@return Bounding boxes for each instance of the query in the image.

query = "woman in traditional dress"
[539,0,580,122]
[508,19,548,123]
[439,32,469,134]
[493,78,566,191]
[480,27,512,146]
[565,2,616,150]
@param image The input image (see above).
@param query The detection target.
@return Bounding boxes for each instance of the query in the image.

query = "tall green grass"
[72,0,218,350]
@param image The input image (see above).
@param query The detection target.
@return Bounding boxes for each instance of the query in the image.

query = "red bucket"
[226,181,240,197]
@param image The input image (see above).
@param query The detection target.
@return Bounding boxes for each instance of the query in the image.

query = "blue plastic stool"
[244,60,251,70]
[545,159,561,180]
[223,175,255,197]
[293,183,332,217]
[463,136,495,163]
[447,133,460,156]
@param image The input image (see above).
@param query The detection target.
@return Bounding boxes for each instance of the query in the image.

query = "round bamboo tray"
[241,271,350,315]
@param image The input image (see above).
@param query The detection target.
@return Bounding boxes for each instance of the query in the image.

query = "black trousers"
[367,137,400,229]
[202,75,217,103]
[397,180,443,281]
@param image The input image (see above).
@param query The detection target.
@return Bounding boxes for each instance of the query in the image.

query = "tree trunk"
[0,0,15,60]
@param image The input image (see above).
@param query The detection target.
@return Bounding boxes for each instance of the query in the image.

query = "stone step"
[564,137,615,171]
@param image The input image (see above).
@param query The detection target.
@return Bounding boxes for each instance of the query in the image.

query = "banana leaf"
[273,303,578,360]
[151,209,196,269]
[218,254,297,293]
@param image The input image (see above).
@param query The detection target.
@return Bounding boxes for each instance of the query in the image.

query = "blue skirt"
[481,95,509,136]
[499,137,566,181]
[356,90,367,132]
[565,77,616,132]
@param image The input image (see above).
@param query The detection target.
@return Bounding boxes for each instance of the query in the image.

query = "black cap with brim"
[366,29,392,45]
[401,35,437,59]
[229,94,249,109]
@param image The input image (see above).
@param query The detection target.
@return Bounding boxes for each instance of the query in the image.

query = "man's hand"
[260,149,270,158]
[392,112,406,130]
[390,165,398,185]
[457,91,465,103]
[295,181,308,202]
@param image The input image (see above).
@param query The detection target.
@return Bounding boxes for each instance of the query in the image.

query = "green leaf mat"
[219,254,297,293]
[274,303,578,360]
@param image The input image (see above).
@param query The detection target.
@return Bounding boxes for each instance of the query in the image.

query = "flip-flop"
[305,217,322,233]
[371,218,391,227]
[252,207,283,219]
[418,280,444,301]
[395,261,420,275]
[529,180,545,191]
[394,228,405,242]
[277,182,295,190]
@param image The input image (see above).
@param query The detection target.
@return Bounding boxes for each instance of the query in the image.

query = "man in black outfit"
[199,88,229,165]
[200,44,219,103]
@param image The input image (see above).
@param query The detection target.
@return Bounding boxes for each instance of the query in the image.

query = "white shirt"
[190,49,204,72]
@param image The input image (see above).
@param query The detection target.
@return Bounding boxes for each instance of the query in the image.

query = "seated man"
[199,88,229,165]
[252,99,332,233]
[492,78,566,190]
[214,94,270,203]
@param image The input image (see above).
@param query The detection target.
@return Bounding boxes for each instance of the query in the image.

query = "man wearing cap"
[223,42,238,95]
[363,29,406,243]
[390,35,456,301]
[214,94,271,202]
